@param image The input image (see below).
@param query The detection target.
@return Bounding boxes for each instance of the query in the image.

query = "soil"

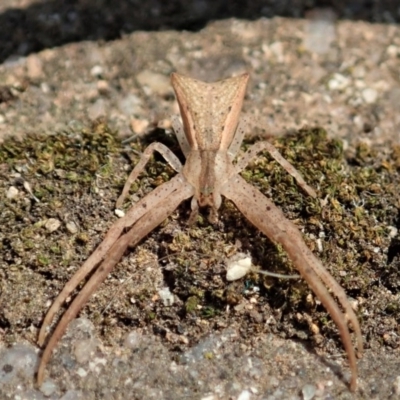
[0,1,400,399]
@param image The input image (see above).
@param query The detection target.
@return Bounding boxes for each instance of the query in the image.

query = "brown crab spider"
[37,72,362,390]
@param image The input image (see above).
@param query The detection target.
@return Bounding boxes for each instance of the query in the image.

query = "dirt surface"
[1,1,400,400]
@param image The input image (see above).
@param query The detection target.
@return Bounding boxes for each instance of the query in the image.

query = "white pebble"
[76,367,88,378]
[158,287,174,306]
[90,65,103,77]
[237,389,251,400]
[387,45,399,57]
[316,238,323,253]
[115,208,125,218]
[226,255,252,281]
[269,41,284,63]
[6,186,19,199]
[362,87,378,104]
[66,221,78,234]
[388,226,398,238]
[200,396,215,400]
[45,218,61,233]
[41,82,50,93]
[328,73,350,91]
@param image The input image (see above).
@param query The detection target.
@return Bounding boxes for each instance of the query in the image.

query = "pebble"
[226,255,252,281]
[392,375,400,395]
[269,42,284,63]
[124,331,142,349]
[87,98,107,120]
[6,186,19,199]
[130,117,150,135]
[388,226,398,238]
[45,218,61,233]
[118,93,143,116]
[237,389,251,400]
[136,70,171,96]
[66,221,79,234]
[76,367,88,378]
[74,339,98,364]
[39,379,58,396]
[158,287,175,306]
[97,79,110,94]
[249,310,263,323]
[115,208,125,218]
[387,45,400,58]
[362,87,378,104]
[0,344,38,384]
[40,82,51,93]
[90,65,104,77]
[301,383,317,400]
[26,54,44,80]
[328,73,350,91]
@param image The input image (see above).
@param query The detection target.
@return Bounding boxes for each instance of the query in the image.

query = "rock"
[45,218,61,233]
[136,70,171,96]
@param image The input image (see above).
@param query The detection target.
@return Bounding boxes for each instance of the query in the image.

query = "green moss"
[202,306,219,318]
[37,254,51,266]
[147,311,156,321]
[0,122,399,354]
[239,127,399,337]
[185,296,199,314]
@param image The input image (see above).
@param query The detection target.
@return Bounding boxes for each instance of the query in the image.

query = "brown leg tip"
[350,377,357,392]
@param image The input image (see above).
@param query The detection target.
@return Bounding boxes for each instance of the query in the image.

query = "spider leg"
[37,179,194,385]
[171,115,191,157]
[38,175,186,347]
[222,175,361,391]
[227,118,248,159]
[117,142,183,208]
[234,140,317,198]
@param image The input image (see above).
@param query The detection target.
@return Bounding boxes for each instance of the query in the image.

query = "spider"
[37,72,362,390]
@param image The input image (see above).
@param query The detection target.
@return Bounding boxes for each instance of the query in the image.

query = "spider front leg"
[37,177,194,385]
[39,139,183,346]
[38,174,185,347]
[222,175,362,391]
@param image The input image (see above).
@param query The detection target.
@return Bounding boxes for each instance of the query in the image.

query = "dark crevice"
[1,1,399,63]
